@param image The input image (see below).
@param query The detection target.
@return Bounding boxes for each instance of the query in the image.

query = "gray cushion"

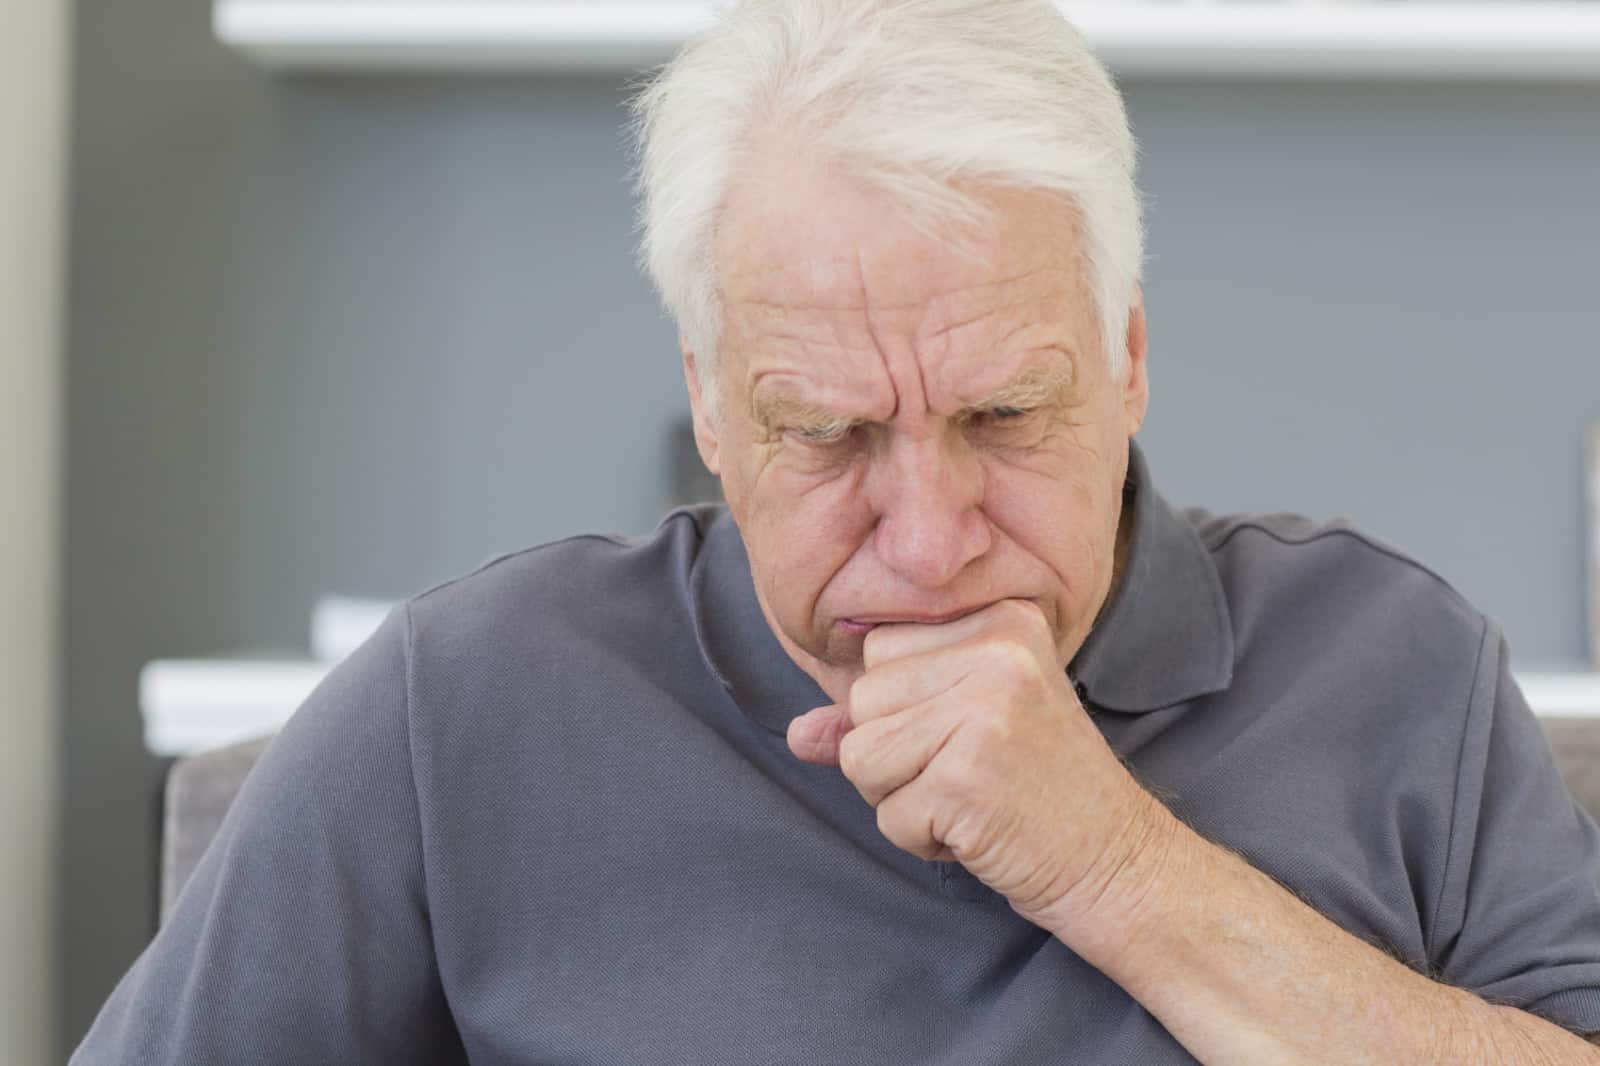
[1543,717,1600,828]
[160,735,274,924]
[157,718,1600,926]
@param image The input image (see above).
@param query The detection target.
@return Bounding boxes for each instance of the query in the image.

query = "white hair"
[629,0,1144,416]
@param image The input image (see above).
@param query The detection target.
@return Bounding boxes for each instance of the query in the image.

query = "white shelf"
[215,2,1600,80]
[1518,672,1600,719]
[311,595,396,662]
[141,657,332,758]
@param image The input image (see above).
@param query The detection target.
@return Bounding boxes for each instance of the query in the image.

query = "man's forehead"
[715,155,1094,418]
[726,258,1087,414]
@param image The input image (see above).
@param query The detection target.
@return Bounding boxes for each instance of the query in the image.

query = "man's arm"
[1048,795,1600,1065]
[791,602,1600,1065]
[72,607,465,1065]
[1033,614,1600,1065]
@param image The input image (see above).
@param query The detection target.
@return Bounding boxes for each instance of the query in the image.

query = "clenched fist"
[787,599,1172,936]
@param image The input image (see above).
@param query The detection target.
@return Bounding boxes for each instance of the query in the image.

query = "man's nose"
[866,429,991,589]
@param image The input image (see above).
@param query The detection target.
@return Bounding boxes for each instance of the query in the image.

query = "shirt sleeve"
[1430,625,1600,1034]
[71,605,467,1065]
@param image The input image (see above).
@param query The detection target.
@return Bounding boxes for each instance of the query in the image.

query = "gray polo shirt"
[75,444,1600,1064]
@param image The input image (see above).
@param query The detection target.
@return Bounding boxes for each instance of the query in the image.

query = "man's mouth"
[839,607,986,634]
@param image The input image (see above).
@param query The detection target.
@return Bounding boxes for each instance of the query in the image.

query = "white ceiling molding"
[215,1,1600,80]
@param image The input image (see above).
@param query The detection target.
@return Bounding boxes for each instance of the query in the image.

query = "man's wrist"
[1026,781,1187,955]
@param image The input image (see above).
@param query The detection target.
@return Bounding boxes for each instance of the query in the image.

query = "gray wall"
[1129,82,1600,669]
[61,0,1600,1053]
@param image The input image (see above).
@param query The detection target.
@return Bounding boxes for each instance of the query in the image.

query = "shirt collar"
[688,440,1234,735]
[690,510,829,736]
[1068,441,1235,714]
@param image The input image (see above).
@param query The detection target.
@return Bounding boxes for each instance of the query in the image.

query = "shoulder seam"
[399,603,437,926]
[1204,520,1472,613]
[407,512,708,607]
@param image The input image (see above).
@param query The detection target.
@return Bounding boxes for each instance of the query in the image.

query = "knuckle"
[971,704,1016,745]
[997,598,1046,631]
[979,638,1038,686]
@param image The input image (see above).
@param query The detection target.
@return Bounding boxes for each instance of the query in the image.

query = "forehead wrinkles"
[916,267,1076,348]
[922,266,1084,405]
[723,295,891,422]
[727,264,1073,360]
[726,253,1053,316]
[727,266,1085,421]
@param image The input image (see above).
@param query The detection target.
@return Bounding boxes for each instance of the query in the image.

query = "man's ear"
[1120,288,1150,437]
[681,341,722,476]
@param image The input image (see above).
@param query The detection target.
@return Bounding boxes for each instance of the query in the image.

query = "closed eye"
[788,421,860,445]
[960,405,1044,447]
[966,406,1033,425]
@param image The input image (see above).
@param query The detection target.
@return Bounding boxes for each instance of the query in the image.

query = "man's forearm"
[1046,793,1600,1066]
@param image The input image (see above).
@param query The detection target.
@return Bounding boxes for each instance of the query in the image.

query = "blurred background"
[4,0,1600,1060]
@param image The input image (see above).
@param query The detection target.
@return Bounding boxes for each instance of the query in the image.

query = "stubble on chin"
[818,620,868,672]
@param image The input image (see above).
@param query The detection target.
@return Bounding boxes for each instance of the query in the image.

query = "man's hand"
[787,599,1170,933]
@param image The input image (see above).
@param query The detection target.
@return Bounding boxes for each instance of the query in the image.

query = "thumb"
[787,704,854,767]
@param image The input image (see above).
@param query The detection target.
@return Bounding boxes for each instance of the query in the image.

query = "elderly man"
[76,1,1600,1063]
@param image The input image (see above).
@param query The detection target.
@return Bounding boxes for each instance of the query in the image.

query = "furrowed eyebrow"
[749,357,1076,429]
[962,361,1076,414]
[749,388,855,433]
